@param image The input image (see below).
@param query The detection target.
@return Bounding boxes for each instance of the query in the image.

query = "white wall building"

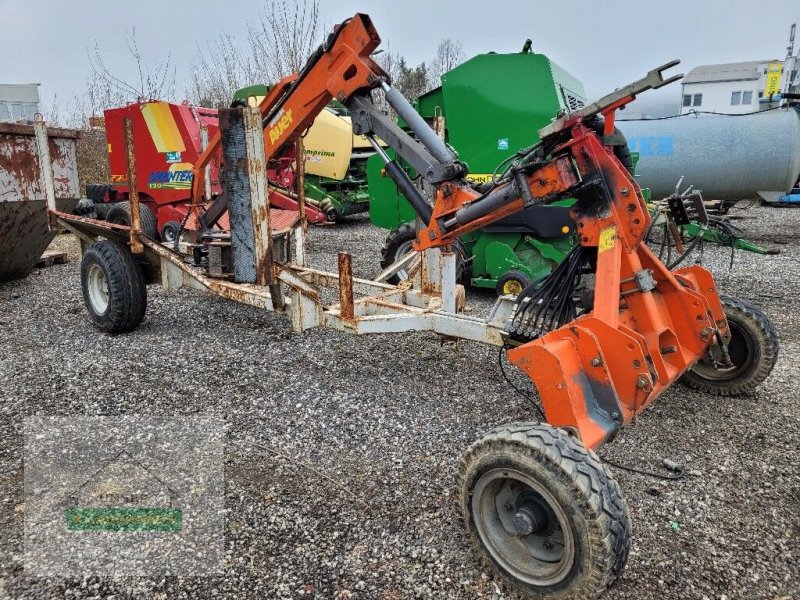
[680,59,797,114]
[0,84,41,123]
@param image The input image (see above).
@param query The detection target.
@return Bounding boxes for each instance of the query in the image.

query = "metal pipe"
[366,135,433,223]
[338,251,354,320]
[32,116,56,218]
[123,117,144,254]
[443,180,520,229]
[380,81,456,165]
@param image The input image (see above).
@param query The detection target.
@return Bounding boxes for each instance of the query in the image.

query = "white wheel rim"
[472,468,575,586]
[394,240,414,280]
[87,263,110,314]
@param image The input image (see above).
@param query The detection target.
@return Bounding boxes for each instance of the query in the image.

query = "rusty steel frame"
[123,117,144,254]
[51,208,514,348]
[32,116,56,218]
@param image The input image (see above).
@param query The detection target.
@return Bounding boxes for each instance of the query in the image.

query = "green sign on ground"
[65,508,182,532]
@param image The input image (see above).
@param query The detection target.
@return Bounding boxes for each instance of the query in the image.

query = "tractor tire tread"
[106,201,159,241]
[680,294,778,396]
[380,222,417,271]
[81,240,147,334]
[457,422,630,599]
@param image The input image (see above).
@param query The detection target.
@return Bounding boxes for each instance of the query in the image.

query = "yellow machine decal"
[465,173,496,184]
[268,108,294,144]
[140,102,186,154]
[599,225,617,253]
[147,163,194,190]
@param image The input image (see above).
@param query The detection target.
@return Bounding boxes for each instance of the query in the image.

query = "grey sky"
[1,0,797,110]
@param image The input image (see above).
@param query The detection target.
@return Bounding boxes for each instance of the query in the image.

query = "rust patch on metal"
[338,252,354,320]
[124,118,144,254]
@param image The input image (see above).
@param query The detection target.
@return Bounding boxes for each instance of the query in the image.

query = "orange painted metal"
[417,117,727,449]
[508,126,725,449]
[413,156,579,250]
[190,14,383,214]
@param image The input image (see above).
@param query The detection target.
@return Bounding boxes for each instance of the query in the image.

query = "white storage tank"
[619,107,800,203]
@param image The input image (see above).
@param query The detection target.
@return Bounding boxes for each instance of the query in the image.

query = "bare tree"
[429,39,465,87]
[189,0,321,107]
[248,0,321,83]
[89,29,176,102]
[189,34,251,108]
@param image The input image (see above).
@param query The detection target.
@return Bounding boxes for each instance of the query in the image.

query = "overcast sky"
[1,0,797,111]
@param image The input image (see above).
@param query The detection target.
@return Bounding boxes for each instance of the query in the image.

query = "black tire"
[496,269,532,298]
[80,240,147,334]
[680,294,778,395]
[161,220,182,244]
[85,183,110,203]
[458,423,630,599]
[380,223,417,284]
[107,201,160,241]
[93,203,113,220]
[380,222,468,284]
[585,117,633,173]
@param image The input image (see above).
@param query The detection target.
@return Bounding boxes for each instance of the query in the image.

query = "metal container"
[0,122,80,281]
[620,108,800,202]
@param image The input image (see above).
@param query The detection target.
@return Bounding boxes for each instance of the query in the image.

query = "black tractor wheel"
[380,222,468,285]
[496,270,532,298]
[81,240,147,334]
[106,201,159,240]
[458,423,630,599]
[161,220,183,244]
[680,295,778,395]
[93,203,113,220]
[380,223,418,284]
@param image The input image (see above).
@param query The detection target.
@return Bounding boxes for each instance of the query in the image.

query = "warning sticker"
[599,225,616,253]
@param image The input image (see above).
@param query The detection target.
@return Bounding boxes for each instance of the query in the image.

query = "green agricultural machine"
[368,46,768,295]
[369,46,587,295]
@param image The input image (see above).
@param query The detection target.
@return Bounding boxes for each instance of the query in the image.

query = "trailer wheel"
[381,223,467,284]
[107,201,160,240]
[161,220,182,244]
[496,270,532,298]
[85,183,110,203]
[458,422,630,599]
[680,295,778,395]
[81,240,147,334]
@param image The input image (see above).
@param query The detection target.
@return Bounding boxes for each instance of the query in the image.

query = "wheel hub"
[472,468,574,586]
[513,504,545,536]
[86,263,110,314]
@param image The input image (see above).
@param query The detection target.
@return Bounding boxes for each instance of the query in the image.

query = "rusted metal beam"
[243,106,287,310]
[338,252,354,320]
[296,137,307,233]
[123,117,144,254]
[199,124,212,201]
[32,116,56,223]
[243,106,274,286]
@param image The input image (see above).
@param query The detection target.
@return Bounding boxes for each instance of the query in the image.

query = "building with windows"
[680,58,798,114]
[0,84,41,122]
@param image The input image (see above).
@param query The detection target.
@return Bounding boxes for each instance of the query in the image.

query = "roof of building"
[683,61,776,84]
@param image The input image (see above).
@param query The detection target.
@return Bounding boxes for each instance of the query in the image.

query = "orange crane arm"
[190,14,385,207]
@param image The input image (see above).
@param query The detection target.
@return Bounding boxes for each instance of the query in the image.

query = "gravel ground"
[1,205,798,600]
